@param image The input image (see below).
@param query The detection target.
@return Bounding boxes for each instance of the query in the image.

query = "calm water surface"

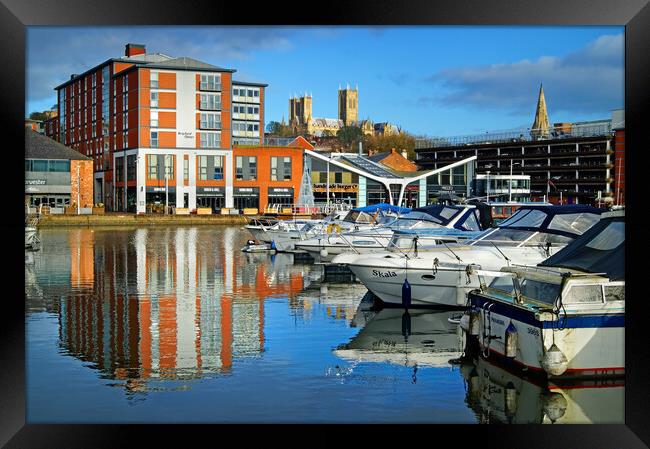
[25,226,623,423]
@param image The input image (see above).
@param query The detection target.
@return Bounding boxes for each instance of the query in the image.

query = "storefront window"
[147,155,158,180]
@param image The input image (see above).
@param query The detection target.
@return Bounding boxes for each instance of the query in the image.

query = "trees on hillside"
[363,132,416,159]
[336,126,364,150]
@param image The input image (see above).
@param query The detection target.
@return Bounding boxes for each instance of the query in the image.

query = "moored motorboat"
[464,209,624,379]
[297,204,486,262]
[335,205,604,307]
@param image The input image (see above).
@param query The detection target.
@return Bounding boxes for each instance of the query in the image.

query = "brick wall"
[70,160,94,207]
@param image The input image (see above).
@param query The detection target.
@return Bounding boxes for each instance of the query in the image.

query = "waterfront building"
[45,42,274,213]
[308,149,476,208]
[415,105,624,205]
[25,128,93,211]
[25,119,44,134]
[368,148,417,172]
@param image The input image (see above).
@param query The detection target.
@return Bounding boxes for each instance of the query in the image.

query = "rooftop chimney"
[125,43,146,57]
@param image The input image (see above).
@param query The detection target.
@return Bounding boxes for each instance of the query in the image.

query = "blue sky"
[26,26,624,137]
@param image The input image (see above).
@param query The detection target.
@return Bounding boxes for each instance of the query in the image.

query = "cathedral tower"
[338,85,358,126]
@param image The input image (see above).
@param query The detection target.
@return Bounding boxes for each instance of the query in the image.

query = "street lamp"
[486,170,490,204]
[509,159,521,202]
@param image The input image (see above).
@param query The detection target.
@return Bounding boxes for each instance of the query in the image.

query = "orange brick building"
[46,42,304,213]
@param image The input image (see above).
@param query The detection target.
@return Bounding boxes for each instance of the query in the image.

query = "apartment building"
[46,43,269,213]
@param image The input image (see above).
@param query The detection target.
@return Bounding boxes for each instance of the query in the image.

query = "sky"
[26,26,624,137]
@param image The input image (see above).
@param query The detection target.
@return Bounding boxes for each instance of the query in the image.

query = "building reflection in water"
[459,356,624,424]
[53,227,315,393]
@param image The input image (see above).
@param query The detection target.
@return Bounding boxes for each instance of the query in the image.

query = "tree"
[336,125,364,150]
[266,121,295,137]
[321,129,334,138]
[364,132,417,159]
[29,111,49,121]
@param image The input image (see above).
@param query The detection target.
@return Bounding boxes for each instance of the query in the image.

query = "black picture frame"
[4,0,649,446]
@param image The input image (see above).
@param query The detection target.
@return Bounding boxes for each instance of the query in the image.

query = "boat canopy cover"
[354,203,411,214]
[539,212,624,280]
[496,205,605,238]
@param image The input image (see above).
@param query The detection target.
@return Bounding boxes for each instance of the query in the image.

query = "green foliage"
[266,121,294,137]
[336,125,364,149]
[363,132,417,159]
[29,111,49,121]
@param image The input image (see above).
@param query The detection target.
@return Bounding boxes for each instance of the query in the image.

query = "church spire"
[531,83,551,140]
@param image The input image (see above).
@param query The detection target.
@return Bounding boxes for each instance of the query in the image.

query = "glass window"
[564,285,603,304]
[586,221,624,250]
[150,91,158,108]
[199,156,208,180]
[249,157,257,179]
[150,71,158,89]
[520,279,561,305]
[184,158,189,181]
[213,156,223,180]
[32,160,48,172]
[254,90,259,97]
[151,131,158,148]
[461,211,480,231]
[148,154,158,180]
[49,160,70,172]
[247,89,253,97]
[150,110,158,128]
[283,157,292,180]
[271,156,278,181]
[548,213,602,235]
[235,156,243,180]
[604,285,625,302]
[500,209,547,228]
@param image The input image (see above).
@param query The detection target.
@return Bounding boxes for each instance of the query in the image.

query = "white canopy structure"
[304,149,477,206]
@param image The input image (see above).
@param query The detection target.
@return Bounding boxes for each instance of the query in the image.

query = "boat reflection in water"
[31,227,319,394]
[460,356,624,424]
[334,304,466,369]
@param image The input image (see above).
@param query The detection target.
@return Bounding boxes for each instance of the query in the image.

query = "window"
[247,106,254,114]
[271,157,278,181]
[127,155,136,181]
[586,221,625,250]
[200,74,221,91]
[115,157,124,180]
[199,156,208,180]
[150,110,158,128]
[123,112,128,130]
[123,93,128,111]
[213,156,223,180]
[200,113,221,130]
[164,155,174,178]
[247,89,253,97]
[283,157,292,180]
[151,131,158,148]
[151,91,158,108]
[604,285,625,302]
[564,285,603,304]
[248,157,257,179]
[254,90,259,98]
[200,132,221,148]
[199,93,220,110]
[235,156,243,180]
[150,71,158,89]
[184,158,189,181]
[148,154,158,179]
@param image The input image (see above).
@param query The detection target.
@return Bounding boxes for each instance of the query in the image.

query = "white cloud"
[423,33,624,116]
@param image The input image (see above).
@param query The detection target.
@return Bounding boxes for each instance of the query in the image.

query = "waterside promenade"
[36,212,247,227]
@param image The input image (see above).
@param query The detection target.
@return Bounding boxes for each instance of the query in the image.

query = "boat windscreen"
[471,228,573,246]
[499,209,547,228]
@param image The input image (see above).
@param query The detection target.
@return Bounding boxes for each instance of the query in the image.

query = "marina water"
[25,226,623,423]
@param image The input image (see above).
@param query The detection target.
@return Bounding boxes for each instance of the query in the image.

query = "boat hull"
[469,291,625,378]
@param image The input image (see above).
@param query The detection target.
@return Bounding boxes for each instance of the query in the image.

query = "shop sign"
[26,179,47,185]
[441,185,454,191]
[270,188,292,193]
[313,183,358,193]
[177,131,195,141]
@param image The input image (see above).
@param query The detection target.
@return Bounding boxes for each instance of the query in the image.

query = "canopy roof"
[497,205,605,238]
[539,210,624,280]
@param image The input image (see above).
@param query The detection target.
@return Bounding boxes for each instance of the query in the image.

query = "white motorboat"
[334,307,465,368]
[245,204,407,251]
[464,209,624,379]
[296,204,486,262]
[335,205,604,307]
[25,226,39,249]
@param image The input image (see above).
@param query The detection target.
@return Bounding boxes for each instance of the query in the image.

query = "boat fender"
[459,312,471,333]
[247,239,256,245]
[469,308,480,336]
[401,278,412,309]
[320,248,329,259]
[504,381,517,419]
[542,392,567,423]
[541,343,568,376]
[505,321,518,358]
[270,241,277,250]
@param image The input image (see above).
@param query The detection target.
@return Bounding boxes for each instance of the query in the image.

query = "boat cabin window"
[520,279,561,305]
[344,211,375,224]
[439,207,459,220]
[489,276,516,294]
[585,221,625,251]
[548,213,601,235]
[460,210,481,231]
[499,209,547,229]
[472,228,572,247]
[563,285,604,304]
[604,285,625,302]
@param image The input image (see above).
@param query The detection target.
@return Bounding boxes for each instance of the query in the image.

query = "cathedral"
[288,86,390,138]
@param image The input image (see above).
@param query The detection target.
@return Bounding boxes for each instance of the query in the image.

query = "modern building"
[45,43,269,213]
[415,88,624,205]
[25,128,93,211]
[25,119,44,134]
[368,148,417,172]
[308,149,477,208]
